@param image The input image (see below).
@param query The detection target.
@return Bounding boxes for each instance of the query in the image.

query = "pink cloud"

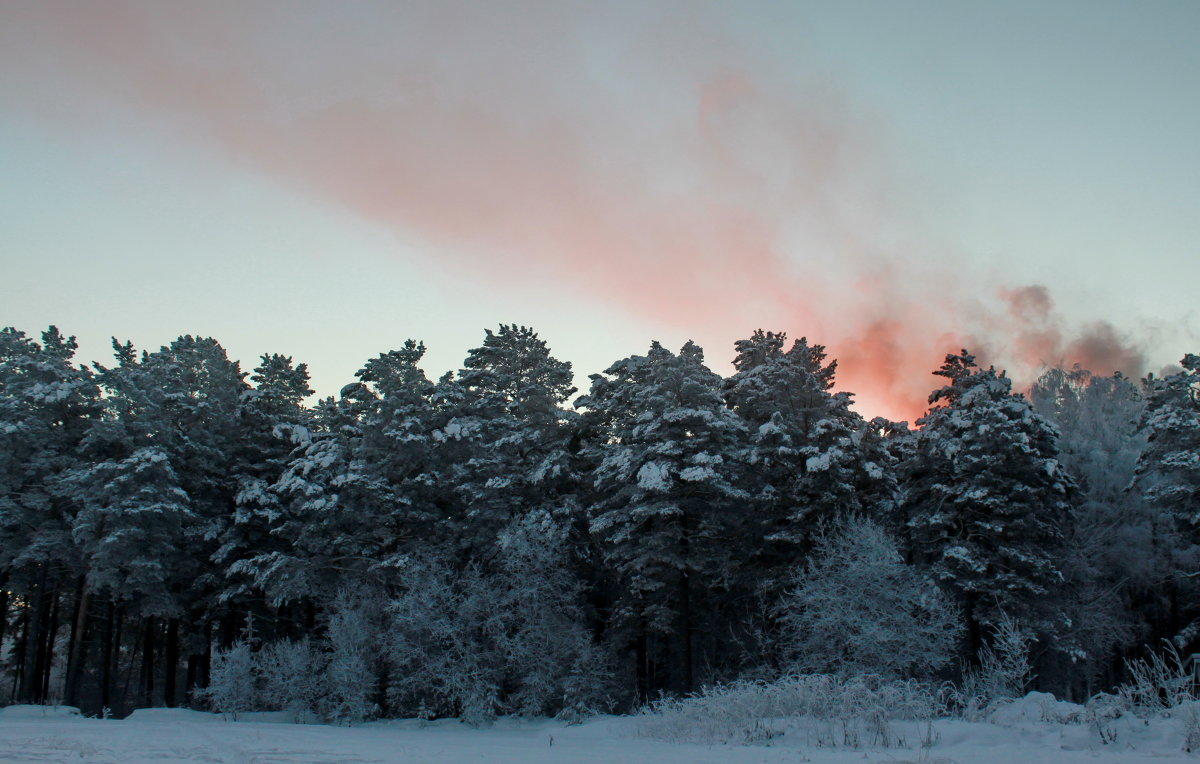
[0,2,1151,422]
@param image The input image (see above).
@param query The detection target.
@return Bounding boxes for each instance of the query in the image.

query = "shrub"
[257,638,326,723]
[637,673,951,747]
[200,640,257,719]
[322,592,380,724]
[955,614,1035,719]
[778,517,961,679]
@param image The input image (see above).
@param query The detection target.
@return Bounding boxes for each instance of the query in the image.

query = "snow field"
[3,697,1200,764]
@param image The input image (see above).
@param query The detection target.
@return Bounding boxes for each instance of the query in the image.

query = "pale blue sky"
[737,1,1200,318]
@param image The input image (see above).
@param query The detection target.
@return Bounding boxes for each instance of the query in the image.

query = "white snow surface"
[1,699,1198,763]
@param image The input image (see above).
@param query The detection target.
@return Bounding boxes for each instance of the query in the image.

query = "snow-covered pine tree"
[246,394,352,604]
[261,341,438,602]
[1135,354,1200,536]
[577,340,749,695]
[902,350,1075,651]
[0,326,101,704]
[352,340,441,564]
[433,325,579,558]
[70,447,193,615]
[74,335,248,707]
[723,330,897,585]
[1133,353,1200,647]
[216,354,316,644]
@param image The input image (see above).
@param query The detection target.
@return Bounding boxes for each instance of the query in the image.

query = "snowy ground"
[1,701,1198,763]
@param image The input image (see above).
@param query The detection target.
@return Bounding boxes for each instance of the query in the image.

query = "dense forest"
[1,323,1197,721]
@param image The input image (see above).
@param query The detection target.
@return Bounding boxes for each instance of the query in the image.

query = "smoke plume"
[0,1,1151,421]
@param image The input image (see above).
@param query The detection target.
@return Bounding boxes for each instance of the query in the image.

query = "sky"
[2,0,1197,422]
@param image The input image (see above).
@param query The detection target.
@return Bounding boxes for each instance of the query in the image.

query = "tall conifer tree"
[903,351,1075,650]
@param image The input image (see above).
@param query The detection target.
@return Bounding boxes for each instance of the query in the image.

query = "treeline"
[0,324,1198,720]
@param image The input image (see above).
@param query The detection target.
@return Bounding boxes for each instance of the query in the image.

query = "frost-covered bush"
[638,674,951,747]
[492,512,613,718]
[200,614,375,726]
[322,592,380,724]
[778,516,962,679]
[1080,643,1199,749]
[200,640,258,719]
[1116,642,1195,715]
[386,556,503,724]
[956,614,1035,719]
[385,515,612,723]
[257,638,326,723]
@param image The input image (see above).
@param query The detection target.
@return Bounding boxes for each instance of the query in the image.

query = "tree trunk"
[164,617,180,707]
[634,621,648,704]
[185,619,214,707]
[40,589,61,702]
[0,572,10,654]
[140,617,156,708]
[64,575,91,707]
[186,653,199,706]
[677,506,694,695]
[219,612,237,650]
[100,602,116,713]
[10,600,29,703]
[19,569,47,702]
[679,571,694,694]
[201,619,212,690]
[120,611,138,710]
[964,594,982,658]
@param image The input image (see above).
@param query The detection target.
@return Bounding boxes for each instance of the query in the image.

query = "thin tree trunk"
[120,610,138,711]
[635,623,648,704]
[964,594,982,658]
[19,569,47,702]
[10,601,29,703]
[680,571,694,694]
[677,507,694,695]
[201,619,212,691]
[140,616,156,708]
[186,654,199,706]
[27,586,53,703]
[64,575,91,707]
[164,617,179,707]
[40,589,61,702]
[100,602,116,713]
[185,609,206,705]
[219,612,237,650]
[0,572,10,654]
